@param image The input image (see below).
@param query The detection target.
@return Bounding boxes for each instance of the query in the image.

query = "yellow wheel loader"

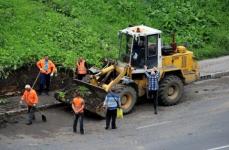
[55,25,199,117]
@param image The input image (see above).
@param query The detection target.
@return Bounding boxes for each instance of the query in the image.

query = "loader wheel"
[115,86,137,114]
[159,75,183,106]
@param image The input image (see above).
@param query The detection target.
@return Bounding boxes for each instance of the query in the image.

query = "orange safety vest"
[77,60,87,75]
[21,89,39,106]
[72,97,85,113]
[36,59,56,74]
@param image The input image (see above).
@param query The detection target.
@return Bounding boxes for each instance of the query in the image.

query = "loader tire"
[114,86,137,114]
[159,75,183,106]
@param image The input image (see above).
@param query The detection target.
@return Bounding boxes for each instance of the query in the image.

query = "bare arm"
[36,60,41,69]
[144,65,151,78]
[36,60,44,72]
[77,101,85,113]
[144,65,147,71]
[103,96,108,107]
[72,103,77,113]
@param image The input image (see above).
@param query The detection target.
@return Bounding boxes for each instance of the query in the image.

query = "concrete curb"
[199,71,229,81]
[0,101,62,119]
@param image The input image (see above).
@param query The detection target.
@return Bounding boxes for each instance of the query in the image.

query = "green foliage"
[77,86,89,97]
[145,0,229,58]
[0,98,8,105]
[57,91,65,101]
[0,0,228,79]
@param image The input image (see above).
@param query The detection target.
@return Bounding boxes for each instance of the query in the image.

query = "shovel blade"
[41,115,47,122]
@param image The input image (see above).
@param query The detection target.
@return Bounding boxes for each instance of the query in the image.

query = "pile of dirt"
[0,65,73,97]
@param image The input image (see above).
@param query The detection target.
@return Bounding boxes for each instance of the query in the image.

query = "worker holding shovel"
[20,84,39,125]
[36,55,56,95]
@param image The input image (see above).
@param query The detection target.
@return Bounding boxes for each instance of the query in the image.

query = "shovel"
[30,71,47,122]
[32,71,40,89]
[36,107,47,122]
[19,101,47,122]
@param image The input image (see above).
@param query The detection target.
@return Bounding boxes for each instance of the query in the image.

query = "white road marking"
[136,121,172,130]
[207,145,229,150]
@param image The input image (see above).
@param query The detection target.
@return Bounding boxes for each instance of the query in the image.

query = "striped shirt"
[44,60,49,71]
[145,71,160,91]
[103,92,121,110]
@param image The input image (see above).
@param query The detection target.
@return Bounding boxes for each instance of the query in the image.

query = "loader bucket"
[55,79,108,117]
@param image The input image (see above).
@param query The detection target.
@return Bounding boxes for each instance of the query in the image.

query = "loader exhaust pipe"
[171,32,177,52]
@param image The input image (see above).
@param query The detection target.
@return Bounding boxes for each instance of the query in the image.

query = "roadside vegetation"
[0,0,228,79]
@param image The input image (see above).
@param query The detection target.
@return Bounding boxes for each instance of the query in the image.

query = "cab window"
[148,35,158,57]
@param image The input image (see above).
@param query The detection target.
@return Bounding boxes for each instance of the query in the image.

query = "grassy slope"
[0,0,228,78]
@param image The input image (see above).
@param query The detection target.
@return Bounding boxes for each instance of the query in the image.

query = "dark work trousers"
[39,73,51,93]
[28,106,36,123]
[77,74,86,80]
[73,113,84,134]
[106,109,117,129]
[148,90,158,114]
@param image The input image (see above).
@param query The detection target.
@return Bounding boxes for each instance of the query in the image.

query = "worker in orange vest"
[76,57,88,80]
[20,84,39,125]
[72,93,85,134]
[36,55,56,95]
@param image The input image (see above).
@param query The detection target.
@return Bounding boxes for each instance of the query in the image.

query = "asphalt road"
[1,76,229,150]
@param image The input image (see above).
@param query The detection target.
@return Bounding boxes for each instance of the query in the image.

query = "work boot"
[26,121,32,125]
[80,130,84,135]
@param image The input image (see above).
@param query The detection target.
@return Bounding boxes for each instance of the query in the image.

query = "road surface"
[0,76,229,150]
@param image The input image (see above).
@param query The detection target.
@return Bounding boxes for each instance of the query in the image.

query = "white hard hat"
[25,84,31,89]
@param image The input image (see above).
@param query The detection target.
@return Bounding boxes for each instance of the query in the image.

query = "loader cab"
[118,25,162,70]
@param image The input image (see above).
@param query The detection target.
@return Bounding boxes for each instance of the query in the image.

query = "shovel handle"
[32,72,41,89]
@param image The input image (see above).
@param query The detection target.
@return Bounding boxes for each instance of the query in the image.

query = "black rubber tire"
[159,75,184,106]
[114,85,137,114]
